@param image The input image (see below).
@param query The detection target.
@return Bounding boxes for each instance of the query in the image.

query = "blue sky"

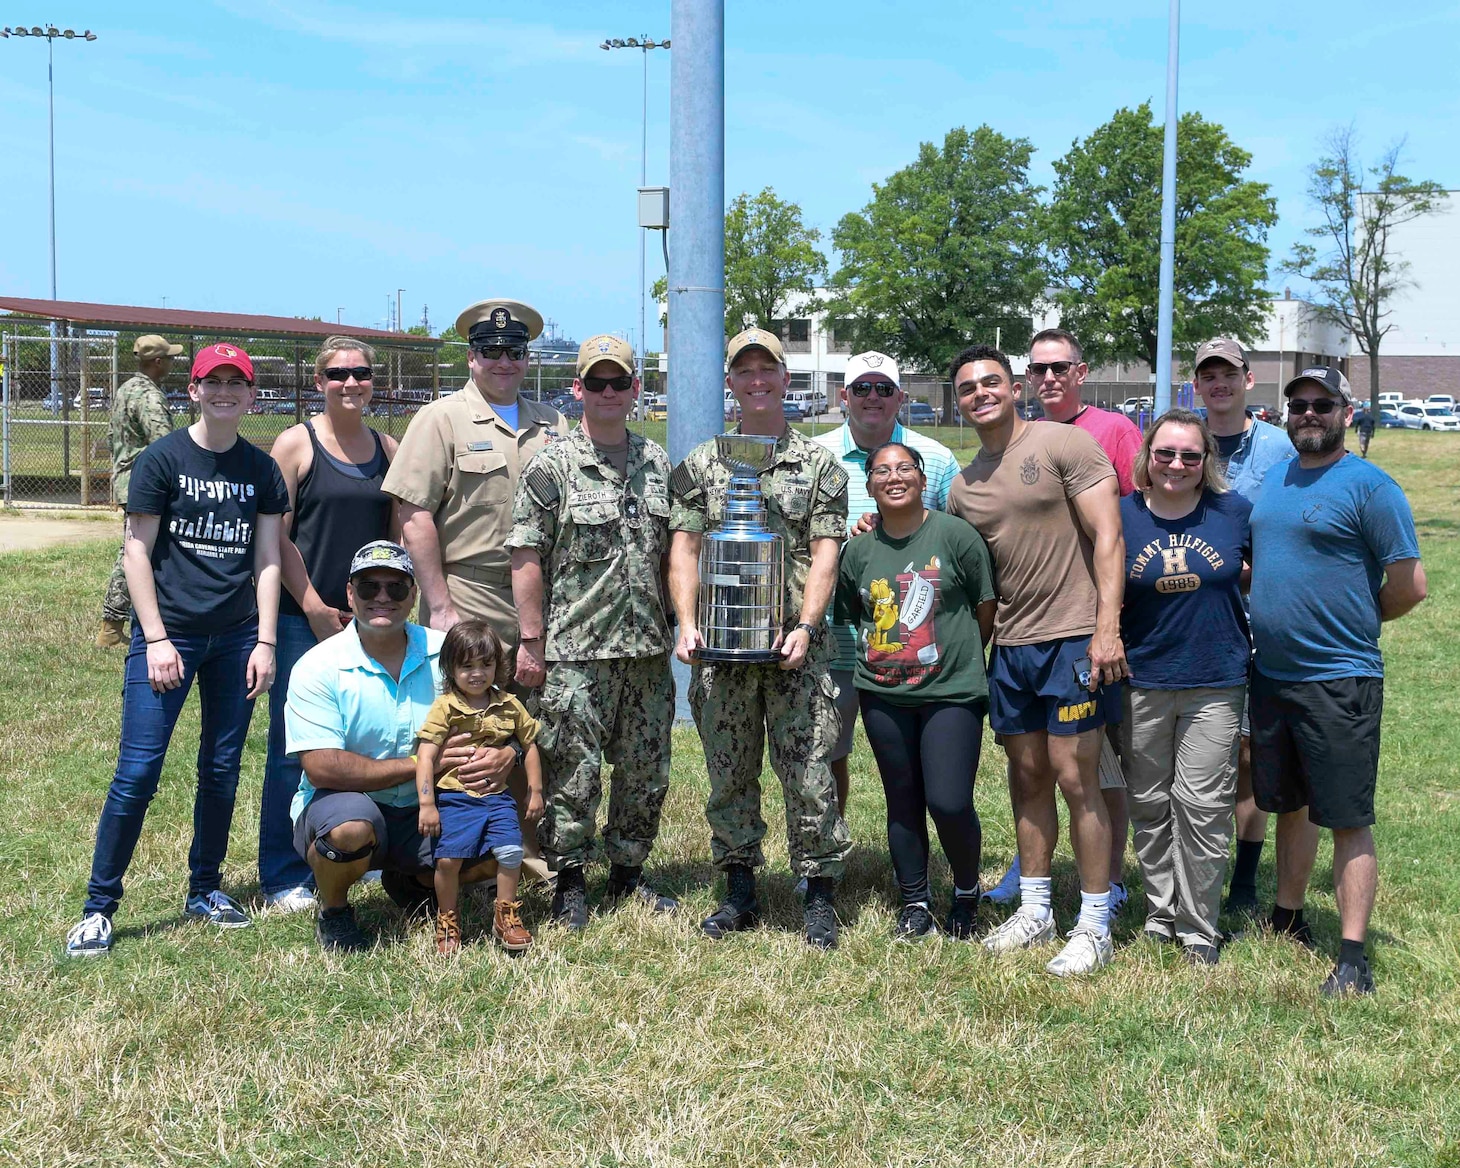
[2,0,1456,348]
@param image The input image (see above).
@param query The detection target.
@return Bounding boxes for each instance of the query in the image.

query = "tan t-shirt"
[946,422,1115,647]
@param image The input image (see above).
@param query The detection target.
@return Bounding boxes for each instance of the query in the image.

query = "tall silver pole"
[666,0,724,466]
[1154,0,1180,416]
[47,35,60,423]
[639,44,648,385]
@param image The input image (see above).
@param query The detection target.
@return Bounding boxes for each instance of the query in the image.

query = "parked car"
[902,400,939,426]
[1119,396,1153,418]
[641,394,668,421]
[1017,400,1045,421]
[71,388,108,411]
[1394,403,1460,431]
[1425,394,1457,411]
[782,401,805,422]
[558,398,584,420]
[1353,408,1406,430]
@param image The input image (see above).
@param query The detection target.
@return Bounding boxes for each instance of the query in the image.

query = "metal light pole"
[1154,0,1180,416]
[3,26,99,417]
[601,35,670,385]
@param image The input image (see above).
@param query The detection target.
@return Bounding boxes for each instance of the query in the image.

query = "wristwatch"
[509,740,526,767]
[794,621,818,639]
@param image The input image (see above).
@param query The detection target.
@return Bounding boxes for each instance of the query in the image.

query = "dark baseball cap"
[1283,366,1354,405]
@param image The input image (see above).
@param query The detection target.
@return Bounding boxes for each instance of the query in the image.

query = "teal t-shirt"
[834,509,995,706]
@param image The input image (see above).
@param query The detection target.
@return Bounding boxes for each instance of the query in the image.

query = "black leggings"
[859,694,984,906]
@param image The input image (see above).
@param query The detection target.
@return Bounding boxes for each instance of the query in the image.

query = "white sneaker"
[263,886,318,913]
[981,907,1057,954]
[65,912,113,957]
[1046,927,1114,977]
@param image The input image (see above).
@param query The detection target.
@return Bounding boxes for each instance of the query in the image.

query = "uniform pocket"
[453,450,511,508]
[568,498,620,562]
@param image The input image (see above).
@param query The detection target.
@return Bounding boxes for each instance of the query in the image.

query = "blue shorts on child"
[434,790,524,865]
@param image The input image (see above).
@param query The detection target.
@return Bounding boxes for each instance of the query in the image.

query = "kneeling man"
[285,541,513,950]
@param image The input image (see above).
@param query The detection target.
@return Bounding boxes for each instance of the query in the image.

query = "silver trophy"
[696,433,784,663]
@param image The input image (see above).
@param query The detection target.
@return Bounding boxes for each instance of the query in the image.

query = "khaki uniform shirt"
[507,428,673,662]
[415,686,539,794]
[670,427,849,626]
[108,372,173,505]
[381,383,566,640]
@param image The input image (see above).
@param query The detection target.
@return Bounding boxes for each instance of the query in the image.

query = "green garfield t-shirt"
[834,510,996,706]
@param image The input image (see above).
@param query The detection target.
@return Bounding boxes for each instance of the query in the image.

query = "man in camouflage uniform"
[669,327,851,948]
[98,334,182,648]
[508,335,677,930]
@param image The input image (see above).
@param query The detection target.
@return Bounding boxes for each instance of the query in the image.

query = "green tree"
[1044,103,1277,370]
[724,187,827,335]
[826,125,1045,408]
[1282,126,1446,411]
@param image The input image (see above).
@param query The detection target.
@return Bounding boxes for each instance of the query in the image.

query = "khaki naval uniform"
[381,382,567,644]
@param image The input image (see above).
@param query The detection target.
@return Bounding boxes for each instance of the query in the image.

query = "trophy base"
[695,646,783,665]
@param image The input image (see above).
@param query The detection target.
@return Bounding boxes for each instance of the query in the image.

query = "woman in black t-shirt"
[67,344,289,957]
[259,337,397,910]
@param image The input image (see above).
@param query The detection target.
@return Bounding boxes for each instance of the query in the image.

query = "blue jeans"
[259,613,319,895]
[84,619,260,918]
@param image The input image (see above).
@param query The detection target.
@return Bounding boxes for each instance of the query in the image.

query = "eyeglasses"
[583,374,634,394]
[474,344,529,361]
[1288,398,1339,416]
[197,377,251,390]
[352,578,412,601]
[324,366,374,383]
[1027,360,1075,377]
[1151,448,1205,467]
[869,462,923,481]
[849,381,898,398]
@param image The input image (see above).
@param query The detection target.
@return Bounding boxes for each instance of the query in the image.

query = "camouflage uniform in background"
[506,427,674,871]
[103,373,173,622]
[670,427,852,879]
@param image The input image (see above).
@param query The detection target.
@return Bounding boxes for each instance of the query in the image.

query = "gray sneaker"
[183,890,251,928]
[316,905,373,953]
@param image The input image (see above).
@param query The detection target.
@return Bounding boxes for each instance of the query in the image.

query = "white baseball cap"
[844,351,901,387]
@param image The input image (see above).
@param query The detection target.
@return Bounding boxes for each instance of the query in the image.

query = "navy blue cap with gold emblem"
[456,299,545,348]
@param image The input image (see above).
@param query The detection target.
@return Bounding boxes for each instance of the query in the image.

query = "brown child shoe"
[494,900,533,952]
[96,619,126,648]
[435,908,462,955]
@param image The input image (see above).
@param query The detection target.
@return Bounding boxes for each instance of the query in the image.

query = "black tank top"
[281,420,391,616]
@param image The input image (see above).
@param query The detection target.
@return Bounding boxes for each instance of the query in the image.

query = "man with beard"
[1249,366,1426,996]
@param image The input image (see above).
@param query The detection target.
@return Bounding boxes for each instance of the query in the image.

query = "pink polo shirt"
[1040,405,1141,496]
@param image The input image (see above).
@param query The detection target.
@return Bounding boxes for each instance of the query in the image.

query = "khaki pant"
[1123,686,1243,947]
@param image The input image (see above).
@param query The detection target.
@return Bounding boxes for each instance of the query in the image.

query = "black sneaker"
[1273,916,1316,950]
[701,865,760,939]
[1183,942,1221,966]
[316,905,372,952]
[551,866,589,931]
[1321,958,1375,998]
[604,864,678,915]
[804,876,838,950]
[1224,886,1260,917]
[381,869,436,918]
[895,903,937,941]
[944,895,979,940]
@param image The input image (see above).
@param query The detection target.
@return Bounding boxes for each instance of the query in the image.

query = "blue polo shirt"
[285,621,445,823]
[811,421,961,671]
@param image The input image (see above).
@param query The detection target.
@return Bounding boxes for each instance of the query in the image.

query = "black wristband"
[144,635,169,644]
[256,640,276,647]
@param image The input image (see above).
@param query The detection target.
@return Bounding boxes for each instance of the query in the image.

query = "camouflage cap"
[577,334,636,377]
[134,335,184,360]
[349,539,415,580]
[1193,337,1247,371]
[726,327,785,367]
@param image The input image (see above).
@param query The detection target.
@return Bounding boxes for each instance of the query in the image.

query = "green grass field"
[1,432,1457,1166]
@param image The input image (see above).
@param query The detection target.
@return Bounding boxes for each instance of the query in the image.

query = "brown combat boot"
[494,899,533,952]
[434,909,462,955]
[95,619,126,648]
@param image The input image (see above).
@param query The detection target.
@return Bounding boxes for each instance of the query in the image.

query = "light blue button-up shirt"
[811,420,962,671]
[285,621,445,824]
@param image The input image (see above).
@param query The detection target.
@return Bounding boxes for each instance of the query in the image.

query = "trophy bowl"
[696,433,784,664]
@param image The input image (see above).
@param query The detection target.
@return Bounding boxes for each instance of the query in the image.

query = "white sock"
[1019,877,1053,920]
[1077,888,1111,935]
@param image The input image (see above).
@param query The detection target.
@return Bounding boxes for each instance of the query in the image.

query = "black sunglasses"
[1027,360,1075,377]
[1288,398,1339,416]
[323,366,374,383]
[849,381,897,398]
[1152,448,1205,467]
[352,578,412,601]
[583,374,634,394]
[474,344,529,361]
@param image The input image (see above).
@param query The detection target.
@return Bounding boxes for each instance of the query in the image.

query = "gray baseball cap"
[349,540,415,580]
[1283,365,1354,405]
